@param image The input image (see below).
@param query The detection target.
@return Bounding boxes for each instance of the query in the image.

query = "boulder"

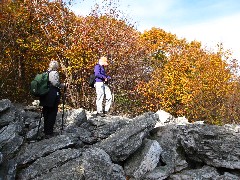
[0,99,239,179]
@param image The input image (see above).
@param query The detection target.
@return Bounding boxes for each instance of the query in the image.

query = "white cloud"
[169,13,240,60]
[120,0,176,18]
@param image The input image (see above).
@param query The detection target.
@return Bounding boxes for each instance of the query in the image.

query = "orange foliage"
[137,28,239,124]
[1,1,240,124]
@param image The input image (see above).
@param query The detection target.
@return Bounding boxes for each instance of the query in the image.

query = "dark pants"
[40,86,60,135]
[42,103,58,135]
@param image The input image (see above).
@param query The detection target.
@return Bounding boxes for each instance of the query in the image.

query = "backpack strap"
[46,70,52,86]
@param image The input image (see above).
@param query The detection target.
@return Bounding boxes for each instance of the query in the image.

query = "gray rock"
[0,119,23,179]
[215,172,240,180]
[24,110,41,119]
[65,108,87,127]
[124,139,162,179]
[152,125,188,173]
[81,147,125,180]
[0,108,16,127]
[16,135,76,165]
[25,126,43,140]
[0,123,22,148]
[18,148,82,180]
[88,116,130,139]
[65,126,96,144]
[178,124,240,169]
[2,159,17,180]
[96,112,158,162]
[0,101,239,179]
[1,135,23,162]
[224,124,240,133]
[169,165,219,179]
[34,157,84,180]
[0,152,2,164]
[143,166,172,180]
[0,99,11,113]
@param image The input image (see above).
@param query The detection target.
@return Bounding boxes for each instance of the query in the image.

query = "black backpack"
[89,73,96,88]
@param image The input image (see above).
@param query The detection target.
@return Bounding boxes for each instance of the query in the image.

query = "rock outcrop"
[0,99,239,179]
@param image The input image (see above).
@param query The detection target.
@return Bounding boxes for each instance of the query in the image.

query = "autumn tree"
[137,28,238,124]
[0,0,147,115]
[56,0,147,113]
[0,0,50,101]
[0,0,89,103]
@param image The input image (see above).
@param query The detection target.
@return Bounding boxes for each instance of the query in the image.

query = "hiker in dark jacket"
[40,60,65,138]
[94,56,112,117]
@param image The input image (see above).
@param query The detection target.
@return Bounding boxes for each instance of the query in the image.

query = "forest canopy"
[1,0,240,125]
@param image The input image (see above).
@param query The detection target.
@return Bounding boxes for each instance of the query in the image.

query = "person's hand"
[60,83,68,88]
[65,82,69,87]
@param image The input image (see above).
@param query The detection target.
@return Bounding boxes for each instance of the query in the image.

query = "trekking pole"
[108,78,114,115]
[109,78,114,103]
[61,86,66,133]
[36,107,43,140]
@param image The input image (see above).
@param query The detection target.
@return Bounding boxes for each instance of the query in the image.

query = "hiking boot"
[103,111,110,116]
[97,112,105,117]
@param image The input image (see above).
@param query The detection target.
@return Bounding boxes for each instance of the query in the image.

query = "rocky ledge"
[0,99,239,179]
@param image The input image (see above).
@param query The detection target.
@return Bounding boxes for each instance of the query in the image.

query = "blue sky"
[70,0,240,60]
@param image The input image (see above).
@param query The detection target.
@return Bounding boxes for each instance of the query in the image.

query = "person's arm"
[49,71,64,88]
